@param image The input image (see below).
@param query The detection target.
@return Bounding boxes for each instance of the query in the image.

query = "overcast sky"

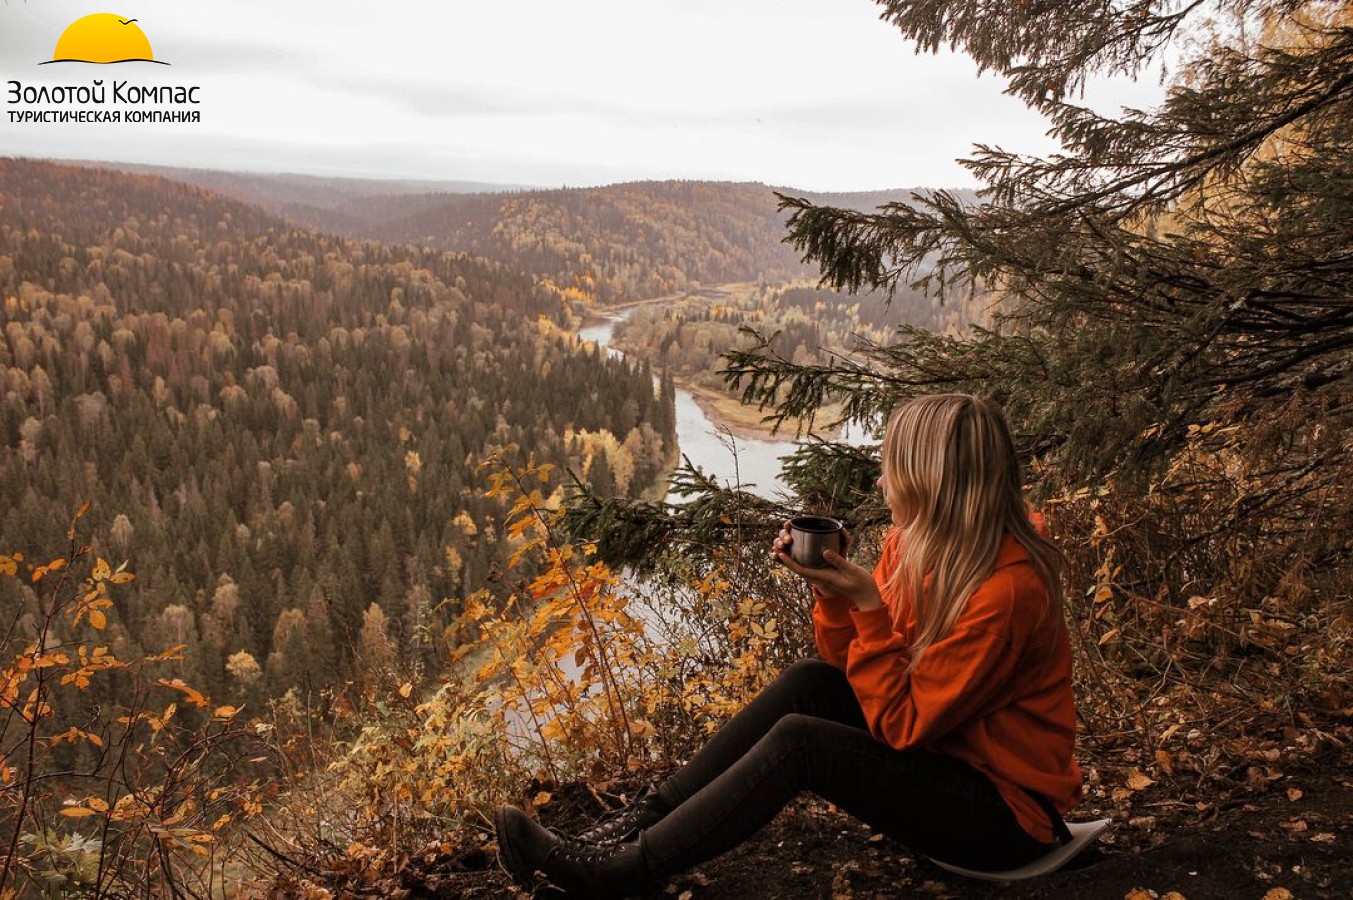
[0,0,1164,192]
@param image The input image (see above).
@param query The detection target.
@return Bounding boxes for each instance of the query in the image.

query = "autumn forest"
[0,159,679,705]
[1,3,1350,885]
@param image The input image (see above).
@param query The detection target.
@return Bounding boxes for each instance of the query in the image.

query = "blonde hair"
[880,394,1064,664]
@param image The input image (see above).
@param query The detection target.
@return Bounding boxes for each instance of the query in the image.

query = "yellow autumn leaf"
[1098,628,1120,646]
[1126,769,1155,791]
[89,609,107,630]
[93,558,111,581]
[531,791,552,807]
[87,797,109,812]
[1261,889,1293,900]
[156,678,210,709]
[213,705,240,719]
[146,644,188,663]
[398,682,413,699]
[60,807,98,817]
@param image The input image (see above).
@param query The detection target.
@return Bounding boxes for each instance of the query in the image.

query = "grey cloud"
[154,34,313,74]
[301,66,622,120]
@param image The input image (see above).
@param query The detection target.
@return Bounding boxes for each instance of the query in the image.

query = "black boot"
[574,785,672,845]
[495,804,655,899]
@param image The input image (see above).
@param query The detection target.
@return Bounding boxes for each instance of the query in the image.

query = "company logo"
[41,13,169,66]
[7,12,201,125]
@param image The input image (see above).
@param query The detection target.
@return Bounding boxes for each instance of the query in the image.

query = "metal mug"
[789,516,844,568]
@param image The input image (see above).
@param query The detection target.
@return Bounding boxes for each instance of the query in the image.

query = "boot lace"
[576,788,665,844]
[551,838,625,866]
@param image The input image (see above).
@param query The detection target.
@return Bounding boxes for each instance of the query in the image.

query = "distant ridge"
[75,160,529,211]
[53,159,974,305]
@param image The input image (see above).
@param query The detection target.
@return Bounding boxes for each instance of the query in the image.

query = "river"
[497,308,840,734]
[579,310,806,500]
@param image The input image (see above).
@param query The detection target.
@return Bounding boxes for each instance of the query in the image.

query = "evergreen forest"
[0,159,676,707]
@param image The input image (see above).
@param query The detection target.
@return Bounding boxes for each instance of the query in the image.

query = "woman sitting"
[495,393,1082,898]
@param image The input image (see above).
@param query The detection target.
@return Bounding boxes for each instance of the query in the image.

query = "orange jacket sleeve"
[812,529,900,670]
[845,567,1034,750]
[811,595,855,670]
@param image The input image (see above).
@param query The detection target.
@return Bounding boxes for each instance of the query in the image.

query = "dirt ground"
[306,757,1348,900]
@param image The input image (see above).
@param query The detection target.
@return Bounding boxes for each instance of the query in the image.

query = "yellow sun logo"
[42,13,168,65]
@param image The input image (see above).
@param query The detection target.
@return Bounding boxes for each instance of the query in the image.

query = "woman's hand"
[772,521,883,611]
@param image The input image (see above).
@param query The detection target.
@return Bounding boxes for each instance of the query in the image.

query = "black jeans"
[641,659,1053,876]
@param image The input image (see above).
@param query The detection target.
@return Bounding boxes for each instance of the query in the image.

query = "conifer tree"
[739,0,1352,497]
[567,0,1352,606]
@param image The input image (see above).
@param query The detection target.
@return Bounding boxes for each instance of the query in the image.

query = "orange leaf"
[93,558,111,581]
[156,679,210,709]
[1098,628,1120,646]
[1126,769,1154,791]
[146,645,188,663]
[87,797,110,812]
[61,807,98,817]
[213,705,240,719]
[89,610,107,630]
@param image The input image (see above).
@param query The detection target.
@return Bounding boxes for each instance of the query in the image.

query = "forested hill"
[346,182,818,304]
[0,157,676,704]
[77,162,523,214]
[101,164,972,305]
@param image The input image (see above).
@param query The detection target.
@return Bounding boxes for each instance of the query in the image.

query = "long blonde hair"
[880,394,1064,663]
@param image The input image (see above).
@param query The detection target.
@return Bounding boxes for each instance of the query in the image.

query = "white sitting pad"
[926,818,1112,882]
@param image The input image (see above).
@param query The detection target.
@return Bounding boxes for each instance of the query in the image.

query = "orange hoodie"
[812,527,1082,843]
